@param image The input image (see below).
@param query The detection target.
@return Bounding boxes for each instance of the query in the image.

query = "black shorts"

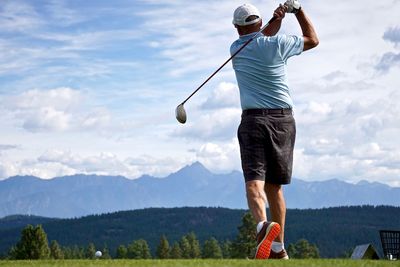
[237,109,296,184]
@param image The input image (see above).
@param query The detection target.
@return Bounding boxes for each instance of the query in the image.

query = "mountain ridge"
[1,162,399,218]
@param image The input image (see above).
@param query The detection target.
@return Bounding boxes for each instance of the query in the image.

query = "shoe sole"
[255,222,281,259]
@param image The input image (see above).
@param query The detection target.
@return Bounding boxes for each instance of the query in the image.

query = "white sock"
[256,220,266,233]
[271,241,284,252]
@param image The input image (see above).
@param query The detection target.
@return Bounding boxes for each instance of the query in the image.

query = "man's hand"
[284,0,301,14]
[273,4,287,20]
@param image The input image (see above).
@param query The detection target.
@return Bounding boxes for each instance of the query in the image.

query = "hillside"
[1,206,399,258]
[0,215,57,231]
[0,162,399,218]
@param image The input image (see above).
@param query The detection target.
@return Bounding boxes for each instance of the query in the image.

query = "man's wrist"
[293,6,301,14]
[294,7,303,16]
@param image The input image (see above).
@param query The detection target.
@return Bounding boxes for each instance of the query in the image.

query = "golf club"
[175,16,277,124]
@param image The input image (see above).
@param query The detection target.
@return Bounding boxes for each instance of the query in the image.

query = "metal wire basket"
[380,230,400,260]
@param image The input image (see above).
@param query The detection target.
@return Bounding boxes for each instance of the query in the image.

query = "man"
[231,0,318,260]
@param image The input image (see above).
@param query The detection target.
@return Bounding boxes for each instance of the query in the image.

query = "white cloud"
[303,138,342,156]
[81,108,111,130]
[0,1,43,32]
[305,102,332,115]
[352,143,384,160]
[174,108,241,141]
[0,144,18,151]
[201,82,240,109]
[126,155,189,178]
[383,26,400,47]
[38,150,131,175]
[138,0,242,76]
[195,138,241,173]
[293,148,400,187]
[322,71,347,82]
[375,52,400,73]
[0,149,188,180]
[4,88,72,131]
[44,0,86,26]
[22,106,71,132]
[291,89,400,186]
[2,87,117,133]
[4,88,78,132]
[0,160,22,179]
[11,87,82,110]
[172,81,241,140]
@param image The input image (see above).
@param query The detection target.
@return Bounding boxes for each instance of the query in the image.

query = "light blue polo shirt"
[230,33,304,110]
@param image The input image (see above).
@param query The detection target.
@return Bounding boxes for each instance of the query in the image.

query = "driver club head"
[175,104,187,124]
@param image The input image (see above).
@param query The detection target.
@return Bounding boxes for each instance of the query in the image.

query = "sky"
[0,0,399,187]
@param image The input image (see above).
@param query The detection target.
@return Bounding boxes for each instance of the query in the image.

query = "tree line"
[2,205,396,258]
[4,212,319,260]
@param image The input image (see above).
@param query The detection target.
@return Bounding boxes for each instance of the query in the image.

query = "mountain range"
[0,162,399,218]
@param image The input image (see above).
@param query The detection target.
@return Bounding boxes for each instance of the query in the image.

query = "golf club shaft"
[180,16,277,105]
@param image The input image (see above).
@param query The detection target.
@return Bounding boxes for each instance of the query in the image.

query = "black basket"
[380,230,400,260]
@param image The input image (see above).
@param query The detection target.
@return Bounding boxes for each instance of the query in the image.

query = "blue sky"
[1,0,400,186]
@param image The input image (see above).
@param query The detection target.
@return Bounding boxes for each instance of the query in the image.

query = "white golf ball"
[95,251,102,258]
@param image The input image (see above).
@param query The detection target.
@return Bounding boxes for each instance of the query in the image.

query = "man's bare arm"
[262,19,282,36]
[295,8,319,51]
[262,5,286,36]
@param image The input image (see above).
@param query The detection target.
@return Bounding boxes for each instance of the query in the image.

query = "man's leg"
[238,113,281,259]
[246,180,267,223]
[265,183,286,242]
[265,182,289,259]
[246,180,281,259]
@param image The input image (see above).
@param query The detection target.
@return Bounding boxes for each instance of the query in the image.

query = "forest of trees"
[4,212,319,260]
[1,206,397,259]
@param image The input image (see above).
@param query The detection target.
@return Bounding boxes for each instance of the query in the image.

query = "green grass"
[0,259,398,267]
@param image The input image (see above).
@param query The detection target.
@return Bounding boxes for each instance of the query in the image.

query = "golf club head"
[175,104,187,124]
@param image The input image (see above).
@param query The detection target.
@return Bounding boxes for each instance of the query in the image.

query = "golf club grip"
[181,16,277,105]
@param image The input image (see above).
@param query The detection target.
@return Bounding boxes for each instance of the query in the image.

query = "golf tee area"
[0,259,397,267]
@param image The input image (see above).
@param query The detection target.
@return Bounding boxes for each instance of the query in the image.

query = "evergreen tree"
[127,241,140,259]
[50,240,64,259]
[127,239,152,259]
[186,232,201,258]
[61,246,72,259]
[12,224,50,259]
[202,237,223,259]
[101,244,111,259]
[287,239,320,259]
[179,236,191,259]
[8,246,17,260]
[221,240,232,259]
[116,245,128,259]
[339,247,354,258]
[85,243,96,259]
[62,245,84,259]
[140,240,152,259]
[170,242,182,259]
[73,245,85,259]
[231,212,257,258]
[156,235,170,259]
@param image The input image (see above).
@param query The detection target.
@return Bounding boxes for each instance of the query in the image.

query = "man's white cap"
[232,3,261,26]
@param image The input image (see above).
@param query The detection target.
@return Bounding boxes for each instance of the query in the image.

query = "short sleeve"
[278,34,304,62]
